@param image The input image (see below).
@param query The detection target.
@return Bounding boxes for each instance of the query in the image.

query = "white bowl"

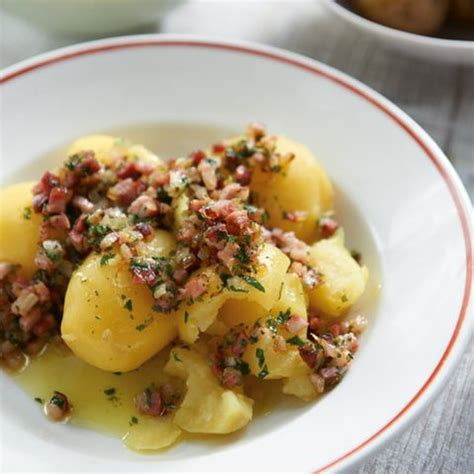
[321,0,474,64]
[0,35,472,472]
[0,0,185,37]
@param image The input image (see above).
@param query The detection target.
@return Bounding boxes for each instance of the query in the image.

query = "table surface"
[1,1,473,472]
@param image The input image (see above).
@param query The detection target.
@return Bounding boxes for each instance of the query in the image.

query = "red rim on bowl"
[1,37,472,472]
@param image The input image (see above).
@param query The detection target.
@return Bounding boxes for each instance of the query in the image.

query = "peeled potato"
[250,135,334,242]
[307,233,368,317]
[67,134,162,166]
[282,373,318,401]
[241,273,309,379]
[165,347,253,434]
[61,231,178,372]
[176,243,290,344]
[0,182,41,277]
[351,0,450,35]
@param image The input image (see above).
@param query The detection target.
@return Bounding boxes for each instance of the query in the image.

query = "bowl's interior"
[0,39,471,472]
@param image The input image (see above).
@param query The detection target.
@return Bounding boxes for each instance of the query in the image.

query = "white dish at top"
[0,35,472,472]
[322,0,474,64]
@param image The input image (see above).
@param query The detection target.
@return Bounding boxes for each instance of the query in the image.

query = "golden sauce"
[11,342,283,451]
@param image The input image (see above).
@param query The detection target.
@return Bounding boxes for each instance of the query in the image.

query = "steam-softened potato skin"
[165,347,253,434]
[351,0,450,35]
[61,231,177,372]
[250,136,334,242]
[176,243,290,343]
[307,233,368,317]
[0,182,41,277]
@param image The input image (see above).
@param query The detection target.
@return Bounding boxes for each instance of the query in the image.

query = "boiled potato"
[61,230,178,372]
[249,135,334,242]
[307,233,368,316]
[123,417,181,452]
[282,373,318,401]
[177,243,290,343]
[241,273,309,379]
[0,182,41,277]
[351,0,450,35]
[67,134,162,165]
[165,347,253,434]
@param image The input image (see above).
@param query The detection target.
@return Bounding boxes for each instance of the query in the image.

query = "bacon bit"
[33,314,56,337]
[78,154,100,175]
[299,344,320,369]
[19,307,42,332]
[134,222,152,237]
[310,373,325,394]
[285,315,308,335]
[34,253,54,271]
[219,183,249,201]
[99,232,119,250]
[198,158,219,191]
[46,391,71,422]
[135,387,162,416]
[273,335,287,352]
[181,276,207,300]
[329,323,341,338]
[234,165,252,185]
[271,229,311,265]
[151,172,170,187]
[221,367,243,388]
[33,171,59,195]
[200,200,236,221]
[12,290,39,317]
[320,339,338,359]
[308,313,321,333]
[225,210,250,236]
[0,263,13,280]
[107,178,144,206]
[120,243,133,262]
[284,210,308,223]
[289,261,320,289]
[212,143,226,154]
[117,162,142,180]
[319,215,339,238]
[217,241,239,269]
[247,122,266,140]
[172,268,188,284]
[128,195,159,218]
[48,213,71,230]
[229,330,249,358]
[72,195,94,213]
[32,193,48,213]
[24,338,47,356]
[131,266,157,286]
[190,149,206,165]
[33,281,51,302]
[46,187,71,214]
[177,220,199,243]
[320,366,339,380]
[190,199,207,212]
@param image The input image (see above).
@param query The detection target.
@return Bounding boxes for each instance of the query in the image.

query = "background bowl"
[0,0,185,37]
[0,35,472,472]
[321,0,474,64]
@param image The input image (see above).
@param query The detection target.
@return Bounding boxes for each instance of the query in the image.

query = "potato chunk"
[165,347,253,434]
[67,134,163,166]
[250,135,334,242]
[307,233,368,316]
[61,231,177,372]
[0,182,41,277]
[176,243,290,343]
[282,373,318,401]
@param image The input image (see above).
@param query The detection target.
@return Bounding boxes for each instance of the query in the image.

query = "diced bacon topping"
[128,195,158,218]
[48,213,71,230]
[198,158,219,191]
[234,165,251,185]
[219,183,249,201]
[221,367,243,388]
[47,187,71,214]
[284,315,308,334]
[117,162,142,180]
[319,215,339,238]
[181,276,207,300]
[72,195,94,213]
[135,387,162,416]
[225,210,250,236]
[107,178,144,206]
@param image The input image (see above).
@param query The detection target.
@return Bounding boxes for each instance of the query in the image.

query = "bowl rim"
[321,0,474,50]
[0,35,473,472]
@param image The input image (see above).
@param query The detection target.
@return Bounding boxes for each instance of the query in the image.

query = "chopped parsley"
[235,359,250,376]
[129,416,139,426]
[256,348,269,378]
[276,308,291,325]
[172,352,182,362]
[23,206,32,220]
[266,318,278,334]
[124,299,133,311]
[104,387,119,402]
[341,294,348,303]
[241,275,265,293]
[184,311,189,323]
[286,335,305,347]
[34,397,44,404]
[100,253,115,266]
